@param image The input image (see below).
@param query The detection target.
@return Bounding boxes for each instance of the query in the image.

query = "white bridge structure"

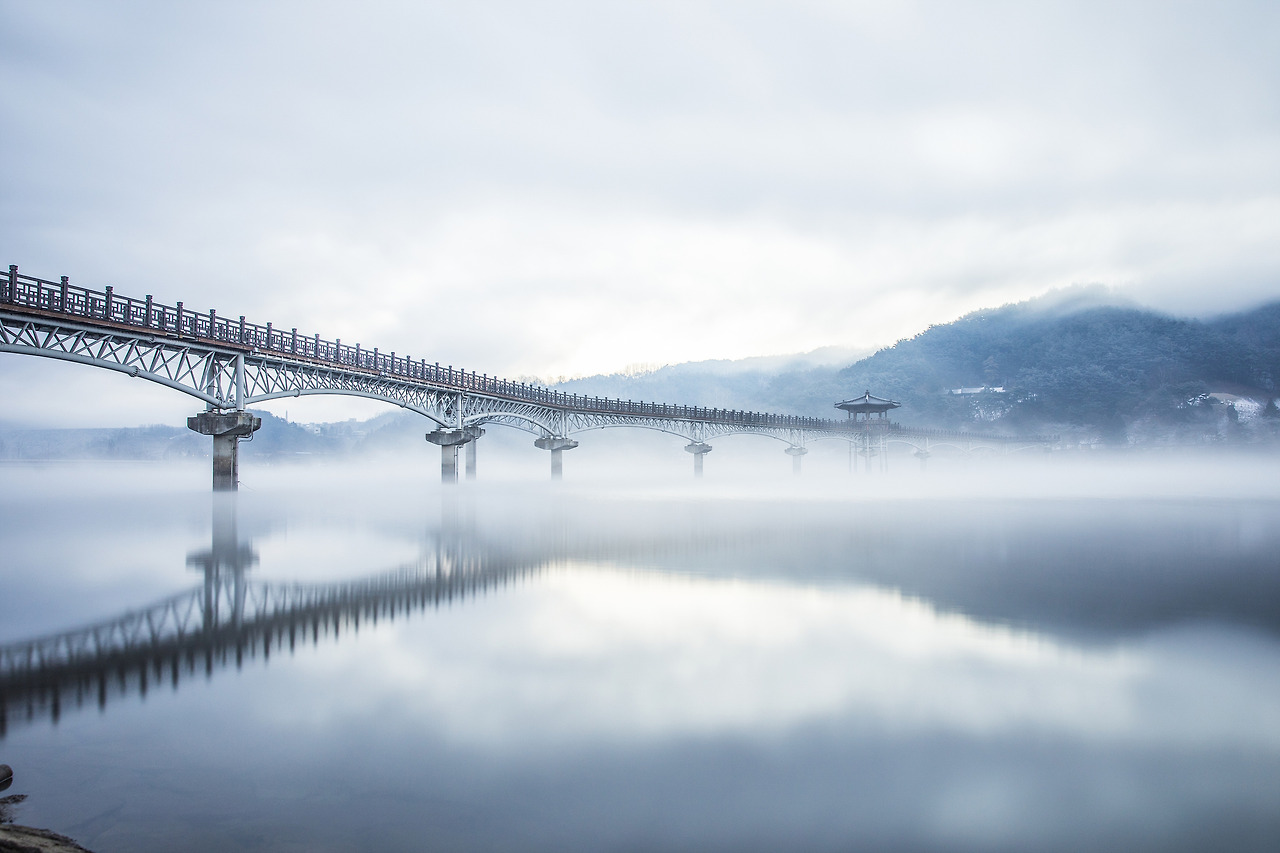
[1,265,1055,487]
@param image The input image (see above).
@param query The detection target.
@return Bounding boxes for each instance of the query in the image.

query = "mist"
[4,1,1280,848]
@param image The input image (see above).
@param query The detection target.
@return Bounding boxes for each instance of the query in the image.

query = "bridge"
[1,265,1055,488]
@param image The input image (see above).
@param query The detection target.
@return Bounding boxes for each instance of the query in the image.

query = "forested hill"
[561,291,1280,445]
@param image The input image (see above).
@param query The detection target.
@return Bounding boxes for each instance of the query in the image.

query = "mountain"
[833,297,1280,442]
[553,345,872,415]
[0,412,344,461]
[559,289,1280,445]
[4,291,1277,456]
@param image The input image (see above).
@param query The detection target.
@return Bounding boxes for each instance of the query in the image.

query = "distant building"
[949,386,1006,395]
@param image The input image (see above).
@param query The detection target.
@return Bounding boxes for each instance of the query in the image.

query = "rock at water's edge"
[0,824,95,853]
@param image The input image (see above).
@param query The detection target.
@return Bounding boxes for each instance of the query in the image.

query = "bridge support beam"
[426,429,473,484]
[187,411,262,491]
[534,436,578,480]
[684,441,712,478]
[785,445,808,475]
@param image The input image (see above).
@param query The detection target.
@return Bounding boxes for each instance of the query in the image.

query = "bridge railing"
[887,423,1059,444]
[18,265,1043,435]
[3,264,864,431]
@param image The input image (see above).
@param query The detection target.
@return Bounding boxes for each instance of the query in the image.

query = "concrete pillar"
[534,436,579,480]
[464,426,485,480]
[915,439,931,471]
[426,429,472,484]
[785,445,808,475]
[684,441,712,478]
[443,443,460,481]
[187,411,261,491]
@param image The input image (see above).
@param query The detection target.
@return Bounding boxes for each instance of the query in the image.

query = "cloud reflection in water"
[3,468,1280,852]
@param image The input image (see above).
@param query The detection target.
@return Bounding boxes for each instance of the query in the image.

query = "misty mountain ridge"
[558,286,1280,445]
[3,287,1278,458]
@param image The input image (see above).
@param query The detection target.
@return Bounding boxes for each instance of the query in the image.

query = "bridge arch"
[247,389,449,426]
[703,429,802,446]
[464,411,561,437]
[567,422,700,443]
[0,343,226,407]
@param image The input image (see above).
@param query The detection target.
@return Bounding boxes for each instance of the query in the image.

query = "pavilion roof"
[835,391,901,413]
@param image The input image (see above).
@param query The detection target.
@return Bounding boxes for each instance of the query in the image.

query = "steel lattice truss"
[0,314,233,407]
[0,308,863,443]
[1,267,1057,449]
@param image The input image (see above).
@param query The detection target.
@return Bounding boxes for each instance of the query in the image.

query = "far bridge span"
[1,265,1055,487]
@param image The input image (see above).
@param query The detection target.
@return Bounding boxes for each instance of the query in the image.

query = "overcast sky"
[3,1,1279,426]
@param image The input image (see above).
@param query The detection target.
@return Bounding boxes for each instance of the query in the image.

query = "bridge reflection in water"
[0,496,542,739]
[8,490,1280,743]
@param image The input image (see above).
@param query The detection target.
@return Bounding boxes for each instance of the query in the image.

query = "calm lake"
[2,457,1279,852]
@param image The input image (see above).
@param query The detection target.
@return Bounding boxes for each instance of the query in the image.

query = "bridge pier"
[684,441,712,478]
[785,445,808,475]
[915,439,931,470]
[534,436,578,480]
[465,426,484,480]
[426,429,472,484]
[187,411,262,491]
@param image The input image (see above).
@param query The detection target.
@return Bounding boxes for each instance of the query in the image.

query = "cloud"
[3,0,1279,422]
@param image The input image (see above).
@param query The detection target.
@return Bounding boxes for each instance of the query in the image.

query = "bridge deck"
[2,264,1057,445]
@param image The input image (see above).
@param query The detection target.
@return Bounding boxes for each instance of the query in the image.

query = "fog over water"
[2,453,1279,852]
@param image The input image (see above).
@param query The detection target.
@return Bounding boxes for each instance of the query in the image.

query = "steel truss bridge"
[1,264,1055,481]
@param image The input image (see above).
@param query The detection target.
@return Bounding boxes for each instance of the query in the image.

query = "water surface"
[2,460,1279,852]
